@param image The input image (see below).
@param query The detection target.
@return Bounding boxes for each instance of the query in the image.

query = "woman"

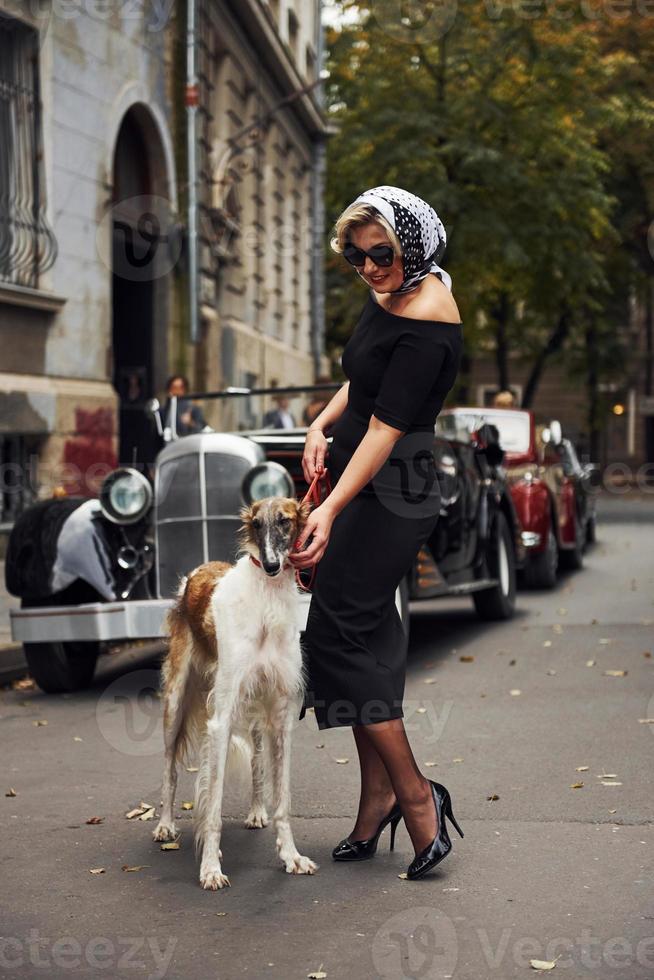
[288,185,464,881]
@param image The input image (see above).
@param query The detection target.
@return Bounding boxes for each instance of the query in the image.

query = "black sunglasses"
[342,242,395,268]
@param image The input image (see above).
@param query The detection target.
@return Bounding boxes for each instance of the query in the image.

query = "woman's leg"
[348,724,396,841]
[355,717,438,855]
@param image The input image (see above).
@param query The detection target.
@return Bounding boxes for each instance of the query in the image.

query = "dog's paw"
[152,821,177,842]
[284,853,319,875]
[244,807,269,829]
[200,867,231,890]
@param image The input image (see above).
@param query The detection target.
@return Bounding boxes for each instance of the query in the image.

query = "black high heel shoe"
[332,800,403,861]
[406,780,464,880]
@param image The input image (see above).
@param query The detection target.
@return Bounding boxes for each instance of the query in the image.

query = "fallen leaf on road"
[215,912,228,916]
[598,638,611,645]
[638,718,654,724]
[603,670,627,677]
[308,964,327,978]
[89,868,105,875]
[86,816,103,825]
[530,959,557,971]
[5,788,17,797]
[334,758,349,764]
[487,794,500,801]
[397,873,408,880]
[570,782,584,789]
[417,707,427,714]
[552,624,563,634]
[452,758,464,763]
[543,641,552,648]
[181,802,194,811]
[601,780,622,786]
[185,766,199,772]
[138,807,156,821]
[125,802,155,820]
[33,720,48,727]
[73,737,83,742]
[510,689,521,696]
[643,651,652,658]
[585,660,596,667]
[459,655,474,663]
[597,773,617,778]
[121,865,150,872]
[608,809,617,814]
[575,766,589,772]
[509,659,517,666]
[423,677,437,684]
[547,669,557,675]
[160,841,180,851]
[557,608,568,616]
[424,761,437,767]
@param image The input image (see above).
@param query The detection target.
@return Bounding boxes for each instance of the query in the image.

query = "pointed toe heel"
[332,801,403,862]
[406,780,464,881]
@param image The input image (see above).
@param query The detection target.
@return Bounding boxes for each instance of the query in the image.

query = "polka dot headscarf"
[350,184,452,293]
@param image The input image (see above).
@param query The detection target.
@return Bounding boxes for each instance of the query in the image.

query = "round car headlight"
[99,468,153,524]
[241,462,295,504]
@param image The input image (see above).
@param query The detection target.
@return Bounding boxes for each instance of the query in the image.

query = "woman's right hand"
[302,427,328,482]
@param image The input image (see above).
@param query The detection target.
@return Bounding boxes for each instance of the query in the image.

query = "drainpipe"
[186,0,200,344]
[310,0,326,376]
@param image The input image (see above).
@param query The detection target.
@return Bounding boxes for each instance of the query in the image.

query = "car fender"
[510,479,552,552]
[5,497,116,601]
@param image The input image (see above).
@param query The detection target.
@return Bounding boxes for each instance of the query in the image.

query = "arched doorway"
[111,104,173,468]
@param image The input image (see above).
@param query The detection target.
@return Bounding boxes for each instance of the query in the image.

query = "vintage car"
[436,407,598,589]
[6,384,524,693]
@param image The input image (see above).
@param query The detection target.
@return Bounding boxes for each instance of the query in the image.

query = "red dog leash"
[248,467,332,593]
[294,466,332,593]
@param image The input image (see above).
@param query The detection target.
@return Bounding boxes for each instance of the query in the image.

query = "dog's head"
[237,496,312,577]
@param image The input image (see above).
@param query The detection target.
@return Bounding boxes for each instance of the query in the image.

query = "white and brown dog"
[152,494,318,889]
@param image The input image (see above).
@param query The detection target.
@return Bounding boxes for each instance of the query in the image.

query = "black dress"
[299,290,463,730]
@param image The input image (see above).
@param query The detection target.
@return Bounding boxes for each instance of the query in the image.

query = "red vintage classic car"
[436,408,598,589]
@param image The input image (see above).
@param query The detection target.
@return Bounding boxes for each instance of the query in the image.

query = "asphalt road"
[1,494,653,980]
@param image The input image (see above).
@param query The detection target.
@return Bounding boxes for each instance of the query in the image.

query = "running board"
[447,578,498,594]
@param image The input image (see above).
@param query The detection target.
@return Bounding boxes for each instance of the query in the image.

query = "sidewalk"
[0,559,26,683]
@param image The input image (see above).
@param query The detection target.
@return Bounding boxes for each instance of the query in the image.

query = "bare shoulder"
[397,274,461,323]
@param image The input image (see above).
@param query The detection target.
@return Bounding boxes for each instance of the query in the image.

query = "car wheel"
[22,640,100,694]
[523,525,558,589]
[559,514,584,571]
[473,511,516,621]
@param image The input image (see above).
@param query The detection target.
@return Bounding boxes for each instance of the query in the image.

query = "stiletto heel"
[332,800,403,862]
[443,793,464,839]
[406,780,463,880]
[389,811,402,851]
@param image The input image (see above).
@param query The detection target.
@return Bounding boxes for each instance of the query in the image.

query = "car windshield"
[436,411,531,453]
[153,382,342,438]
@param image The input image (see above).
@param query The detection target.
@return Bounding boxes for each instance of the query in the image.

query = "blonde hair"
[330,202,402,257]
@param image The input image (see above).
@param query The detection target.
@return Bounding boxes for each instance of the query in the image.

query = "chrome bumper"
[10,594,312,644]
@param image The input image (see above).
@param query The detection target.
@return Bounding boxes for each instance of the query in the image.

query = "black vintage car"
[5,384,524,693]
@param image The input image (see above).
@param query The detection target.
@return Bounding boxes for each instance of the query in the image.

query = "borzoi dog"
[152,494,318,889]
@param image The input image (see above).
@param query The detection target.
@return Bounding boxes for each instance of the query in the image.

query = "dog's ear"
[296,498,312,528]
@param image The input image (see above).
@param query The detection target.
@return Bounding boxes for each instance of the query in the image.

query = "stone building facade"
[0,0,327,527]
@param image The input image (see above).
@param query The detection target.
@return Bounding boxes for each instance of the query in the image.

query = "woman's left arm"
[288,418,403,569]
[289,327,449,569]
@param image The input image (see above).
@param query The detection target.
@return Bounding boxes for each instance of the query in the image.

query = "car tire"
[559,514,585,571]
[22,640,100,694]
[523,525,558,589]
[473,511,516,621]
[20,586,102,693]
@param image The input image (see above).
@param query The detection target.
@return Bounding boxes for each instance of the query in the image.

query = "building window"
[0,14,57,290]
